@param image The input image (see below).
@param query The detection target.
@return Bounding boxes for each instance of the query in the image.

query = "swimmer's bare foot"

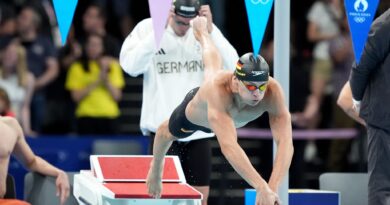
[146,160,163,198]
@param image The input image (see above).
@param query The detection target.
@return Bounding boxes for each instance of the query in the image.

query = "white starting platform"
[73,155,202,205]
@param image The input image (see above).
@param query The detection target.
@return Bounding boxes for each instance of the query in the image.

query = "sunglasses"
[175,20,190,26]
[240,81,267,92]
[173,15,192,26]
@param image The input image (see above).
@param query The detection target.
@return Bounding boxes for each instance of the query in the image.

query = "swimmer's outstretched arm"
[192,17,222,78]
[207,93,280,205]
[266,81,294,191]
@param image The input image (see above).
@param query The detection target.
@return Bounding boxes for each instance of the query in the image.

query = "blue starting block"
[245,189,339,205]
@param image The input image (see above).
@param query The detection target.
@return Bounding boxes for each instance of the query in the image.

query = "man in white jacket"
[119,0,238,204]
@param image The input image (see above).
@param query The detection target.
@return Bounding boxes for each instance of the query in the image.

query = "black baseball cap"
[173,0,200,18]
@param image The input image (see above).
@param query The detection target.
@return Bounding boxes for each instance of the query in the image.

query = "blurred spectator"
[292,0,343,163]
[16,6,59,133]
[295,0,342,125]
[43,27,80,134]
[80,3,121,57]
[326,16,357,171]
[60,27,82,70]
[0,4,17,36]
[66,33,124,135]
[0,37,36,136]
[1,1,57,41]
[93,0,135,39]
[40,0,62,47]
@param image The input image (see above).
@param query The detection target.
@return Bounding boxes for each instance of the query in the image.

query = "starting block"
[73,155,202,205]
[245,189,340,205]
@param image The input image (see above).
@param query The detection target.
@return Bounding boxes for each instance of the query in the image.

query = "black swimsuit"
[168,87,212,138]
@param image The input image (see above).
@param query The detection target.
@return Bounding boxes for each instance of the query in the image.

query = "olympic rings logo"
[251,0,270,5]
[354,16,366,23]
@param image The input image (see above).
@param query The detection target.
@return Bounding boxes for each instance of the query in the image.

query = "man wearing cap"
[120,0,238,204]
[147,17,293,205]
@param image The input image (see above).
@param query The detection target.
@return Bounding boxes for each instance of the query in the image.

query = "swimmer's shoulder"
[0,117,22,136]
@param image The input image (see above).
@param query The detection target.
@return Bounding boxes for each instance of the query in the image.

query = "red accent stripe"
[104,183,202,199]
[97,157,180,181]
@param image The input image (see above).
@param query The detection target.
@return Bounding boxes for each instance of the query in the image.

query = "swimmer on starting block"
[147,16,293,205]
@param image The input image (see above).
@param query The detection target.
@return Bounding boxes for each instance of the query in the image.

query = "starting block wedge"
[73,155,202,205]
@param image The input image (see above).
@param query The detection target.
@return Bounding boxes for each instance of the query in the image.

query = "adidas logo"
[156,48,166,55]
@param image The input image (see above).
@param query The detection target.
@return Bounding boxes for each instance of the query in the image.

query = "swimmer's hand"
[146,161,163,199]
[191,16,209,42]
[256,186,281,205]
[198,5,213,33]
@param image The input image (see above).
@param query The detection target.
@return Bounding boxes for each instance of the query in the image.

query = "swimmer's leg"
[146,120,176,198]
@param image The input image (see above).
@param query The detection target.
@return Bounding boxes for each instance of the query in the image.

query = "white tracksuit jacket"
[120,18,238,141]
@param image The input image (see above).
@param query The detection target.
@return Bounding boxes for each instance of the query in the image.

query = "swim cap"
[173,0,200,18]
[234,53,269,82]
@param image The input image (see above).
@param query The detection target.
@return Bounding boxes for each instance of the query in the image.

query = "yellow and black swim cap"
[173,0,200,18]
[234,53,269,82]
